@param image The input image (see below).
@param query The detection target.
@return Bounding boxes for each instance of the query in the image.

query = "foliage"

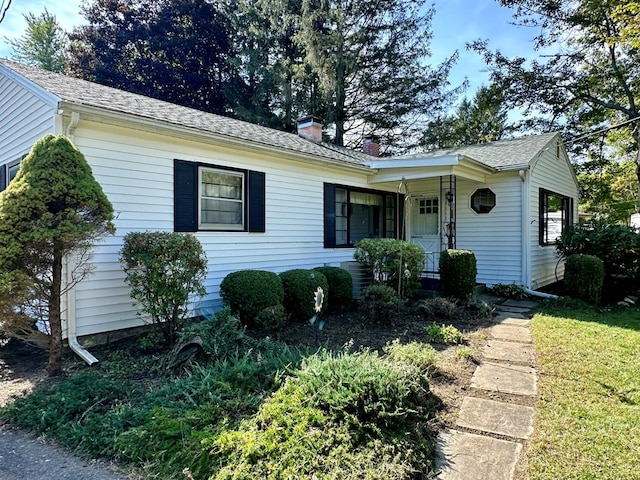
[120,232,207,343]
[179,307,247,360]
[359,284,405,324]
[313,266,353,312]
[421,84,511,150]
[439,249,477,300]
[564,254,605,305]
[417,297,458,320]
[488,283,530,300]
[69,0,240,115]
[212,349,439,479]
[219,270,284,327]
[454,346,475,361]
[425,323,463,345]
[279,269,329,322]
[473,0,640,210]
[556,222,640,278]
[383,340,439,376]
[255,304,288,335]
[529,304,640,479]
[464,296,494,318]
[0,134,114,375]
[354,238,425,298]
[7,8,67,72]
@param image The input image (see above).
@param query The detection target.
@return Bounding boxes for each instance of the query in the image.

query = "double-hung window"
[324,183,398,247]
[539,188,573,245]
[0,159,24,193]
[174,159,265,233]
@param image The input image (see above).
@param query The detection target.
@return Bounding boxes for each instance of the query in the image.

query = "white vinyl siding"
[69,120,393,336]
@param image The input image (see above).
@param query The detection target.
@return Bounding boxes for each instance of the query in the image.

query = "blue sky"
[0,0,541,101]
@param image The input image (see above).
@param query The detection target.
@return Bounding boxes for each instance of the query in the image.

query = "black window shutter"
[174,159,197,232]
[324,183,336,247]
[248,170,265,232]
[0,164,5,193]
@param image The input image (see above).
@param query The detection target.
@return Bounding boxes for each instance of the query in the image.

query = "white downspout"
[65,255,99,365]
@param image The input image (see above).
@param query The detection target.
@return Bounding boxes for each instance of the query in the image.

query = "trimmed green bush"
[255,304,288,334]
[313,266,353,312]
[120,231,207,342]
[359,283,404,324]
[564,254,605,305]
[439,249,477,300]
[417,297,458,320]
[279,269,329,322]
[219,270,284,326]
[354,238,425,298]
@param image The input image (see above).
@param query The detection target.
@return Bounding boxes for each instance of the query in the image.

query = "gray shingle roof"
[0,59,371,167]
[393,132,559,169]
[1,59,557,171]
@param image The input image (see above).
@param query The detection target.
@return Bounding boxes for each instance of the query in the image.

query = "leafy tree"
[473,0,640,210]
[421,84,510,150]
[0,135,115,376]
[68,0,241,115]
[6,9,68,73]
[294,0,459,150]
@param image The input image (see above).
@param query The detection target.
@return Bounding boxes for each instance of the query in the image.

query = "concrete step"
[483,340,535,364]
[471,362,537,396]
[489,324,532,343]
[456,396,534,440]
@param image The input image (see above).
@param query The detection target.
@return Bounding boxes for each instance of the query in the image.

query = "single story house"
[0,59,578,353]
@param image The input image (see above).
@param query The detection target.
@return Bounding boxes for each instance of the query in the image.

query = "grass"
[529,300,640,480]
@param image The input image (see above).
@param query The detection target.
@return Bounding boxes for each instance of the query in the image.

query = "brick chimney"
[363,135,380,157]
[296,115,323,143]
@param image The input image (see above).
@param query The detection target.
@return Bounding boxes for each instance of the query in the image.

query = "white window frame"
[198,167,245,230]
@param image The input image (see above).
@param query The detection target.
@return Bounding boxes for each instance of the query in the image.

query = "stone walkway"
[435,298,539,480]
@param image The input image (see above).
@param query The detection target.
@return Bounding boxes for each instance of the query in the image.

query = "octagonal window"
[471,188,496,214]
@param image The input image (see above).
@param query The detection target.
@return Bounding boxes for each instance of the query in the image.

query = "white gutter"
[65,255,99,365]
[524,287,558,300]
[520,168,530,289]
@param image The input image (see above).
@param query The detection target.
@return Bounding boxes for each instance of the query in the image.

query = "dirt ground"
[0,340,49,409]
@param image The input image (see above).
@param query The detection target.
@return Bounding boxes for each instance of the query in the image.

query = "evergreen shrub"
[219,270,284,327]
[255,304,288,334]
[564,254,605,304]
[279,269,329,322]
[353,238,425,298]
[313,266,353,311]
[359,283,404,324]
[439,249,477,300]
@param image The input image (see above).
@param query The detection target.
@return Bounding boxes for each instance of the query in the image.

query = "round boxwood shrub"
[359,284,404,324]
[313,266,353,312]
[255,304,288,335]
[439,249,477,300]
[219,270,284,326]
[279,269,329,322]
[564,254,605,305]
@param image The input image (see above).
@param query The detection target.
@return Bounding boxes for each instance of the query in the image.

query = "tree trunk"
[47,245,64,376]
[633,124,640,213]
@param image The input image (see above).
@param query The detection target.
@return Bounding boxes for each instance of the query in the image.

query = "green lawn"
[529,301,640,480]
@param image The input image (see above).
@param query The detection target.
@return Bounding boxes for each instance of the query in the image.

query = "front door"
[410,196,441,273]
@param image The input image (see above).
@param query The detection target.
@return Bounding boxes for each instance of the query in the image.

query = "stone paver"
[491,316,531,327]
[495,305,531,314]
[493,311,527,321]
[456,397,535,440]
[489,324,532,343]
[436,429,522,480]
[501,299,539,309]
[483,340,535,364]
[471,362,537,396]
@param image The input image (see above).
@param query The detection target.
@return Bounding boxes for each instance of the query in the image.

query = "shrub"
[219,270,284,326]
[120,232,207,342]
[313,266,353,311]
[279,269,329,322]
[353,238,425,298]
[488,283,530,300]
[212,349,439,479]
[417,297,458,320]
[564,254,605,305]
[179,307,246,359]
[439,249,477,300]
[384,340,439,375]
[464,296,494,318]
[255,304,288,334]
[425,323,463,344]
[359,283,404,324]
[556,222,640,278]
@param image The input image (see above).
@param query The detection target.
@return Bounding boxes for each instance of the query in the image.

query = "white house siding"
[70,119,391,336]
[455,172,523,287]
[528,144,579,288]
[0,74,56,171]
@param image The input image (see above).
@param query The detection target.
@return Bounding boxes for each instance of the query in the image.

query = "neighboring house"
[0,59,578,345]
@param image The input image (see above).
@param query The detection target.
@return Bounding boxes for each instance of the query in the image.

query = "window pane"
[202,171,242,200]
[201,198,242,225]
[349,192,382,243]
[200,168,244,228]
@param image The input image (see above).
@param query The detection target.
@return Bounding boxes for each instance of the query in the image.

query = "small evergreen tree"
[0,135,115,376]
